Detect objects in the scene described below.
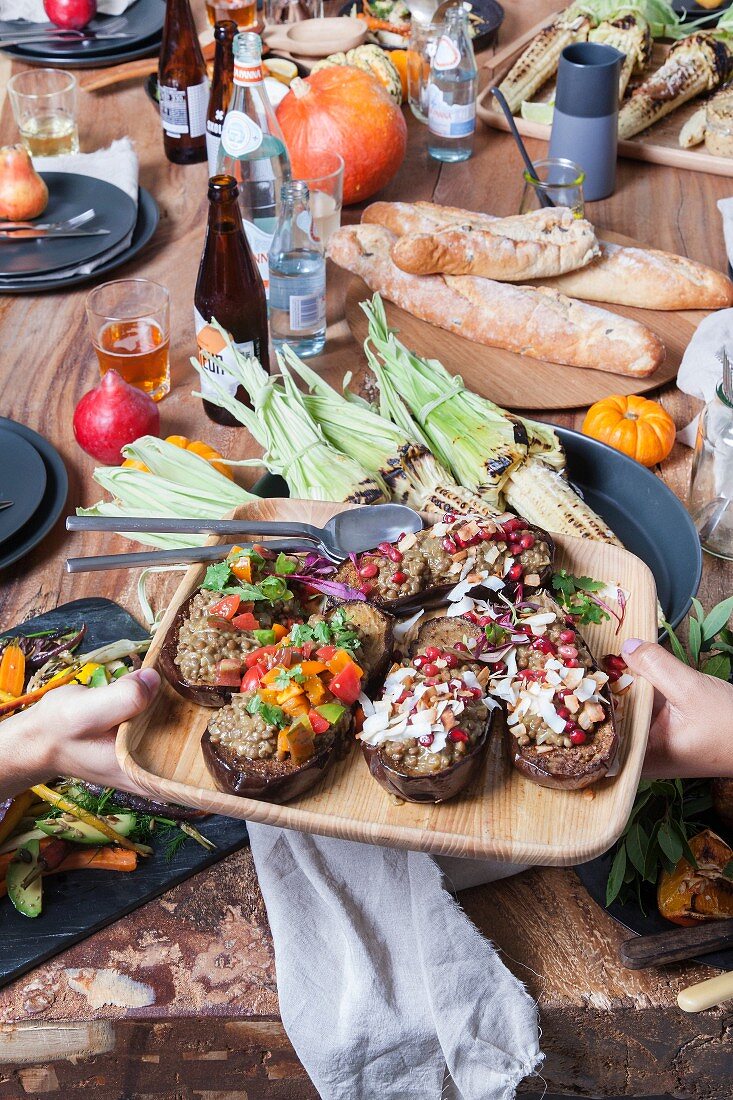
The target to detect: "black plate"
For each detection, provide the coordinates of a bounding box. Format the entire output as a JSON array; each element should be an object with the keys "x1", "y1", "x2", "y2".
[
  {"x1": 251, "y1": 424, "x2": 702, "y2": 631},
  {"x1": 0, "y1": 418, "x2": 68, "y2": 573},
  {"x1": 1, "y1": 0, "x2": 164, "y2": 63},
  {"x1": 0, "y1": 185, "x2": 158, "y2": 294},
  {"x1": 0, "y1": 428, "x2": 47, "y2": 545},
  {"x1": 0, "y1": 173, "x2": 137, "y2": 279},
  {"x1": 673, "y1": 0, "x2": 732, "y2": 19},
  {"x1": 339, "y1": 0, "x2": 504, "y2": 50},
  {"x1": 0, "y1": 597, "x2": 250, "y2": 991}
]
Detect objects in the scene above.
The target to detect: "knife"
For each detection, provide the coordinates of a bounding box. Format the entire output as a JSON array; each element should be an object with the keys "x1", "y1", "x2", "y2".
[
  {"x1": 619, "y1": 918, "x2": 733, "y2": 969},
  {"x1": 0, "y1": 228, "x2": 111, "y2": 241}
]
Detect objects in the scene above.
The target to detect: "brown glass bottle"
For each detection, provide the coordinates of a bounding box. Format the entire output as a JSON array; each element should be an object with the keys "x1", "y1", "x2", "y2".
[
  {"x1": 158, "y1": 0, "x2": 209, "y2": 165},
  {"x1": 206, "y1": 20, "x2": 237, "y2": 177},
  {"x1": 194, "y1": 175, "x2": 270, "y2": 426}
]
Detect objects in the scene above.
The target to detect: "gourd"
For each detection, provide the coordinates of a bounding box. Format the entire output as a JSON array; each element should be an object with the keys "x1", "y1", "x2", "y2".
[
  {"x1": 581, "y1": 394, "x2": 676, "y2": 467},
  {"x1": 389, "y1": 49, "x2": 409, "y2": 102},
  {"x1": 277, "y1": 68, "x2": 407, "y2": 205},
  {"x1": 311, "y1": 44, "x2": 403, "y2": 104}
]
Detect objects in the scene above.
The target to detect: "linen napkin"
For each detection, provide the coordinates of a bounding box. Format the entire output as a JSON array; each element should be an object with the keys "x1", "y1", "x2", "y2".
[
  {"x1": 247, "y1": 823, "x2": 542, "y2": 1100},
  {"x1": 0, "y1": 139, "x2": 139, "y2": 287},
  {"x1": 0, "y1": 0, "x2": 136, "y2": 20}
]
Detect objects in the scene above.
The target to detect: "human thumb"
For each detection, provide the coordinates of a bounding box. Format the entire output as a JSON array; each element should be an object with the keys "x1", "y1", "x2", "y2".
[{"x1": 621, "y1": 639, "x2": 701, "y2": 711}]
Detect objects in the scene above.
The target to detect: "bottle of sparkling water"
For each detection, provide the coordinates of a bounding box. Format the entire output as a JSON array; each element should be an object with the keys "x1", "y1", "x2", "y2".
[
  {"x1": 427, "y1": 6, "x2": 477, "y2": 163},
  {"x1": 268, "y1": 180, "x2": 326, "y2": 358},
  {"x1": 216, "y1": 31, "x2": 290, "y2": 295}
]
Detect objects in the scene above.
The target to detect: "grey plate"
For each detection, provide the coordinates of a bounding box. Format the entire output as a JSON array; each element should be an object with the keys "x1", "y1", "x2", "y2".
[
  {"x1": 0, "y1": 173, "x2": 137, "y2": 278},
  {"x1": 251, "y1": 424, "x2": 702, "y2": 631},
  {"x1": 0, "y1": 428, "x2": 47, "y2": 545},
  {"x1": 0, "y1": 418, "x2": 68, "y2": 572},
  {"x1": 0, "y1": 186, "x2": 158, "y2": 294},
  {"x1": 0, "y1": 0, "x2": 164, "y2": 61}
]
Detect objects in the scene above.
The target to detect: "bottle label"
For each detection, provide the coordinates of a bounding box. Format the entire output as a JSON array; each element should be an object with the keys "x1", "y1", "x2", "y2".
[
  {"x1": 194, "y1": 308, "x2": 255, "y2": 399},
  {"x1": 159, "y1": 80, "x2": 208, "y2": 137},
  {"x1": 428, "y1": 84, "x2": 476, "y2": 138},
  {"x1": 233, "y1": 61, "x2": 264, "y2": 86},
  {"x1": 205, "y1": 127, "x2": 221, "y2": 177},
  {"x1": 220, "y1": 109, "x2": 264, "y2": 158},
  {"x1": 243, "y1": 219, "x2": 274, "y2": 295},
  {"x1": 433, "y1": 34, "x2": 461, "y2": 71},
  {"x1": 269, "y1": 272, "x2": 326, "y2": 332}
]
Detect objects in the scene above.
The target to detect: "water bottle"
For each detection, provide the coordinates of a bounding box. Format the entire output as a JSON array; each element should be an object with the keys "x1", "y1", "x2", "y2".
[
  {"x1": 268, "y1": 180, "x2": 326, "y2": 358},
  {"x1": 427, "y1": 6, "x2": 477, "y2": 163},
  {"x1": 216, "y1": 31, "x2": 291, "y2": 295}
]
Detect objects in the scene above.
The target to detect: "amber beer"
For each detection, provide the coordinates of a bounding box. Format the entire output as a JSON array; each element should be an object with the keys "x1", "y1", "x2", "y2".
[
  {"x1": 158, "y1": 0, "x2": 209, "y2": 165},
  {"x1": 205, "y1": 0, "x2": 256, "y2": 29},
  {"x1": 206, "y1": 20, "x2": 237, "y2": 176},
  {"x1": 95, "y1": 321, "x2": 170, "y2": 398},
  {"x1": 194, "y1": 175, "x2": 270, "y2": 426}
]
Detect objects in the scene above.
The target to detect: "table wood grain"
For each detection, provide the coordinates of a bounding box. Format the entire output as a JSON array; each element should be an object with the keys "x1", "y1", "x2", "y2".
[{"x1": 0, "y1": 2, "x2": 731, "y2": 1096}]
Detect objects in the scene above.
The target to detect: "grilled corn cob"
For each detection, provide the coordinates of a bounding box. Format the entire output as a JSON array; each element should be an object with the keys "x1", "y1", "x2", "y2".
[
  {"x1": 589, "y1": 14, "x2": 652, "y2": 99},
  {"x1": 422, "y1": 484, "x2": 504, "y2": 520},
  {"x1": 679, "y1": 104, "x2": 707, "y2": 147},
  {"x1": 498, "y1": 12, "x2": 591, "y2": 115},
  {"x1": 503, "y1": 459, "x2": 621, "y2": 545},
  {"x1": 618, "y1": 33, "x2": 731, "y2": 140}
]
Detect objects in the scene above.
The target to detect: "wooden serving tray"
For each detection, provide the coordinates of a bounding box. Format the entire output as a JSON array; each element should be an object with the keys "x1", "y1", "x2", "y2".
[
  {"x1": 117, "y1": 497, "x2": 657, "y2": 866},
  {"x1": 477, "y1": 11, "x2": 733, "y2": 178},
  {"x1": 344, "y1": 229, "x2": 700, "y2": 412}
]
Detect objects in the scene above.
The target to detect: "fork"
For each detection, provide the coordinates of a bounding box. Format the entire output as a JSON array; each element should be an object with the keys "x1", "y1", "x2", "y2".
[
  {"x1": 0, "y1": 209, "x2": 97, "y2": 233},
  {"x1": 0, "y1": 20, "x2": 131, "y2": 46}
]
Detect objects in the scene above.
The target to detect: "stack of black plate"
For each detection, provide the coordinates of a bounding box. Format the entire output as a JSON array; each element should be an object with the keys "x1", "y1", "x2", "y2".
[
  {"x1": 0, "y1": 172, "x2": 159, "y2": 294},
  {"x1": 0, "y1": 0, "x2": 164, "y2": 68},
  {"x1": 0, "y1": 419, "x2": 68, "y2": 572}
]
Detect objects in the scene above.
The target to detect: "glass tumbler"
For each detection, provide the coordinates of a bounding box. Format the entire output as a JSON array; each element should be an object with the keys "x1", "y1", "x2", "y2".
[
  {"x1": 519, "y1": 157, "x2": 585, "y2": 217},
  {"x1": 265, "y1": 0, "x2": 323, "y2": 24},
  {"x1": 86, "y1": 279, "x2": 171, "y2": 402},
  {"x1": 7, "y1": 68, "x2": 79, "y2": 157},
  {"x1": 295, "y1": 152, "x2": 344, "y2": 247},
  {"x1": 408, "y1": 21, "x2": 441, "y2": 123},
  {"x1": 688, "y1": 381, "x2": 733, "y2": 561}
]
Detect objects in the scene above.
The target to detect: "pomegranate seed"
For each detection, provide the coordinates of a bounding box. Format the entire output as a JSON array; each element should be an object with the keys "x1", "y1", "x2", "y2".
[
  {"x1": 392, "y1": 570, "x2": 408, "y2": 584},
  {"x1": 444, "y1": 513, "x2": 456, "y2": 523},
  {"x1": 518, "y1": 668, "x2": 537, "y2": 680},
  {"x1": 503, "y1": 518, "x2": 523, "y2": 534},
  {"x1": 388, "y1": 547, "x2": 403, "y2": 563},
  {"x1": 532, "y1": 637, "x2": 555, "y2": 654},
  {"x1": 423, "y1": 677, "x2": 438, "y2": 686},
  {"x1": 469, "y1": 686, "x2": 483, "y2": 698},
  {"x1": 564, "y1": 719, "x2": 577, "y2": 733},
  {"x1": 422, "y1": 662, "x2": 440, "y2": 677},
  {"x1": 479, "y1": 528, "x2": 494, "y2": 540},
  {"x1": 442, "y1": 537, "x2": 457, "y2": 554},
  {"x1": 558, "y1": 629, "x2": 575, "y2": 644},
  {"x1": 555, "y1": 688, "x2": 570, "y2": 699},
  {"x1": 519, "y1": 533, "x2": 535, "y2": 550},
  {"x1": 425, "y1": 646, "x2": 441, "y2": 660},
  {"x1": 558, "y1": 644, "x2": 578, "y2": 660},
  {"x1": 419, "y1": 733, "x2": 434, "y2": 746},
  {"x1": 478, "y1": 615, "x2": 494, "y2": 627},
  {"x1": 449, "y1": 727, "x2": 470, "y2": 743},
  {"x1": 465, "y1": 611, "x2": 479, "y2": 624},
  {"x1": 377, "y1": 541, "x2": 392, "y2": 555},
  {"x1": 396, "y1": 690, "x2": 411, "y2": 704},
  {"x1": 603, "y1": 653, "x2": 627, "y2": 673},
  {"x1": 556, "y1": 705, "x2": 570, "y2": 720},
  {"x1": 443, "y1": 653, "x2": 458, "y2": 669},
  {"x1": 413, "y1": 655, "x2": 426, "y2": 669},
  {"x1": 508, "y1": 564, "x2": 523, "y2": 582},
  {"x1": 358, "y1": 562, "x2": 378, "y2": 579},
  {"x1": 565, "y1": 658, "x2": 580, "y2": 668},
  {"x1": 570, "y1": 729, "x2": 587, "y2": 746},
  {"x1": 453, "y1": 641, "x2": 469, "y2": 652},
  {"x1": 453, "y1": 534, "x2": 466, "y2": 549},
  {"x1": 360, "y1": 584, "x2": 373, "y2": 596},
  {"x1": 606, "y1": 668, "x2": 621, "y2": 683}
]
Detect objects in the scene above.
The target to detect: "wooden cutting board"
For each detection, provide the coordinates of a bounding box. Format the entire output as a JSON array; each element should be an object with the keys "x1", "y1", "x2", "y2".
[
  {"x1": 344, "y1": 228, "x2": 703, "y2": 412},
  {"x1": 117, "y1": 497, "x2": 657, "y2": 867}
]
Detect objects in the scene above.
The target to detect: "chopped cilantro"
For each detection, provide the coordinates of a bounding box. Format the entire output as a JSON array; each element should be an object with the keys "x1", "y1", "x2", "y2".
[
  {"x1": 287, "y1": 615, "x2": 360, "y2": 654},
  {"x1": 245, "y1": 694, "x2": 288, "y2": 729},
  {"x1": 290, "y1": 622, "x2": 314, "y2": 646},
  {"x1": 312, "y1": 620, "x2": 332, "y2": 645},
  {"x1": 551, "y1": 570, "x2": 610, "y2": 627},
  {"x1": 201, "y1": 560, "x2": 232, "y2": 592},
  {"x1": 274, "y1": 552, "x2": 298, "y2": 576},
  {"x1": 274, "y1": 665, "x2": 306, "y2": 690}
]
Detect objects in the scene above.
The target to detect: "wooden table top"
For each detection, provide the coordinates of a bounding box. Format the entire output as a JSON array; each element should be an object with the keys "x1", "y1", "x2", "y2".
[{"x1": 0, "y1": 2, "x2": 731, "y2": 1097}]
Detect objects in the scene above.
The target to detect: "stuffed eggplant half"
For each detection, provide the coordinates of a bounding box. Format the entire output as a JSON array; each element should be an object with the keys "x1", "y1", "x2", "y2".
[
  {"x1": 202, "y1": 603, "x2": 393, "y2": 803},
  {"x1": 159, "y1": 545, "x2": 308, "y2": 707},
  {"x1": 358, "y1": 618, "x2": 498, "y2": 803},
  {"x1": 484, "y1": 592, "x2": 618, "y2": 790},
  {"x1": 334, "y1": 511, "x2": 554, "y2": 615}
]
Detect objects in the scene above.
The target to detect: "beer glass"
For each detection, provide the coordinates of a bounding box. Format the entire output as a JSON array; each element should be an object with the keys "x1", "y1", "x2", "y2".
[{"x1": 86, "y1": 279, "x2": 171, "y2": 402}]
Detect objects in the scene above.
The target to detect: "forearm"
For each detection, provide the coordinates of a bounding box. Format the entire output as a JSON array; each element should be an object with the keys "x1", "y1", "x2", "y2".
[{"x1": 0, "y1": 710, "x2": 51, "y2": 800}]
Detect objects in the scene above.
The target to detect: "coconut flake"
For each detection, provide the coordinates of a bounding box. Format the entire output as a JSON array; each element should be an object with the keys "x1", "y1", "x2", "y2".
[{"x1": 358, "y1": 691, "x2": 376, "y2": 717}]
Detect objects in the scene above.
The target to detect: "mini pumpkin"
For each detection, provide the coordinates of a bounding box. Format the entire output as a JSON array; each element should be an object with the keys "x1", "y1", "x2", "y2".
[
  {"x1": 311, "y1": 44, "x2": 403, "y2": 104},
  {"x1": 582, "y1": 394, "x2": 676, "y2": 467}
]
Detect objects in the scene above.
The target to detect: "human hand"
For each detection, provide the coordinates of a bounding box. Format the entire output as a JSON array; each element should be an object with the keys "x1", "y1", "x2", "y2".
[
  {"x1": 0, "y1": 668, "x2": 160, "y2": 801},
  {"x1": 622, "y1": 639, "x2": 733, "y2": 779}
]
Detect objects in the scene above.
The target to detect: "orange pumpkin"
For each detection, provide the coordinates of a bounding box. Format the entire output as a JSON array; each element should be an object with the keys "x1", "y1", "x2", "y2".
[
  {"x1": 582, "y1": 394, "x2": 676, "y2": 467},
  {"x1": 276, "y1": 68, "x2": 407, "y2": 205}
]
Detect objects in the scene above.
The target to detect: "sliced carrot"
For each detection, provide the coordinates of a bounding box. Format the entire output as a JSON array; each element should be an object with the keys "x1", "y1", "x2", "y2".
[
  {"x1": 52, "y1": 847, "x2": 138, "y2": 873},
  {"x1": 0, "y1": 645, "x2": 25, "y2": 697}
]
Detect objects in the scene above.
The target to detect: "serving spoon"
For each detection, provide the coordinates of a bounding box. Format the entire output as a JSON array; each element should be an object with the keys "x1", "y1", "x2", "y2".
[{"x1": 66, "y1": 503, "x2": 423, "y2": 566}]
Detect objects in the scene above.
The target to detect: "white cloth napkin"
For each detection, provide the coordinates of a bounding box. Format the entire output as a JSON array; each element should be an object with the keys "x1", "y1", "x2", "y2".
[
  {"x1": 0, "y1": 0, "x2": 136, "y2": 20},
  {"x1": 0, "y1": 139, "x2": 139, "y2": 286},
  {"x1": 248, "y1": 823, "x2": 542, "y2": 1100}
]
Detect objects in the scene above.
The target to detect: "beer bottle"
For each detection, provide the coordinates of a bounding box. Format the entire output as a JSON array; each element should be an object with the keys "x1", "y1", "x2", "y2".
[
  {"x1": 206, "y1": 20, "x2": 237, "y2": 177},
  {"x1": 158, "y1": 0, "x2": 209, "y2": 165},
  {"x1": 194, "y1": 174, "x2": 270, "y2": 427}
]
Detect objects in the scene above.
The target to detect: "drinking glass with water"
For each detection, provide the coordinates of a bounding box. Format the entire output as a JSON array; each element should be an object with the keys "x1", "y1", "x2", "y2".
[{"x1": 268, "y1": 180, "x2": 326, "y2": 358}]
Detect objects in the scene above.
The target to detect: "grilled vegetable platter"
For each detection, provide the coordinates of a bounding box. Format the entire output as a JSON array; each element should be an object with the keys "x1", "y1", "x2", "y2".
[
  {"x1": 479, "y1": 1, "x2": 733, "y2": 173},
  {"x1": 338, "y1": 0, "x2": 504, "y2": 50},
  {"x1": 0, "y1": 599, "x2": 248, "y2": 932}
]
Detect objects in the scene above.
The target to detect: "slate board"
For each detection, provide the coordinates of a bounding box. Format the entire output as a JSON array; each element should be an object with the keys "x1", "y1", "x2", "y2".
[{"x1": 0, "y1": 598, "x2": 249, "y2": 991}]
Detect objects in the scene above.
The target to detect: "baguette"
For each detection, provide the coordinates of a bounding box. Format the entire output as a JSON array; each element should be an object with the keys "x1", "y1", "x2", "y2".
[
  {"x1": 364, "y1": 200, "x2": 733, "y2": 310},
  {"x1": 390, "y1": 206, "x2": 600, "y2": 281},
  {"x1": 327, "y1": 224, "x2": 664, "y2": 377}
]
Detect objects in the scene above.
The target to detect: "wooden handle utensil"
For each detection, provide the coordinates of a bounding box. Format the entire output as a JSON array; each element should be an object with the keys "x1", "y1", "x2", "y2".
[
  {"x1": 678, "y1": 970, "x2": 733, "y2": 1013},
  {"x1": 619, "y1": 918, "x2": 733, "y2": 970}
]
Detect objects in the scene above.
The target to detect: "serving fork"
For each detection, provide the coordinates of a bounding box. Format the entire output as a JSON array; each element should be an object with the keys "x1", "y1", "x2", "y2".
[{"x1": 0, "y1": 210, "x2": 98, "y2": 233}]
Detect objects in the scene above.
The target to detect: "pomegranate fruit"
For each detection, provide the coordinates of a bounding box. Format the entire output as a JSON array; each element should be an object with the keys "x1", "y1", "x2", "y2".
[
  {"x1": 73, "y1": 369, "x2": 160, "y2": 464},
  {"x1": 43, "y1": 0, "x2": 97, "y2": 29},
  {"x1": 0, "y1": 146, "x2": 48, "y2": 221}
]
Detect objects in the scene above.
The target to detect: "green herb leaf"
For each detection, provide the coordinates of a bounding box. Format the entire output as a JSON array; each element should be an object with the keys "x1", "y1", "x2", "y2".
[
  {"x1": 626, "y1": 821, "x2": 649, "y2": 876},
  {"x1": 274, "y1": 552, "x2": 298, "y2": 576},
  {"x1": 702, "y1": 596, "x2": 733, "y2": 643},
  {"x1": 658, "y1": 822, "x2": 684, "y2": 867},
  {"x1": 661, "y1": 620, "x2": 689, "y2": 665},
  {"x1": 245, "y1": 694, "x2": 288, "y2": 728},
  {"x1": 606, "y1": 845, "x2": 627, "y2": 907},
  {"x1": 274, "y1": 665, "x2": 306, "y2": 690},
  {"x1": 313, "y1": 621, "x2": 332, "y2": 644},
  {"x1": 688, "y1": 615, "x2": 703, "y2": 665},
  {"x1": 701, "y1": 653, "x2": 732, "y2": 681},
  {"x1": 551, "y1": 570, "x2": 611, "y2": 627},
  {"x1": 201, "y1": 561, "x2": 232, "y2": 592}
]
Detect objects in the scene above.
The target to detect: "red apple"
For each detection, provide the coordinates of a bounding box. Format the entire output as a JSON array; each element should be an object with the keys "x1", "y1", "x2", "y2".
[{"x1": 43, "y1": 0, "x2": 97, "y2": 30}]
